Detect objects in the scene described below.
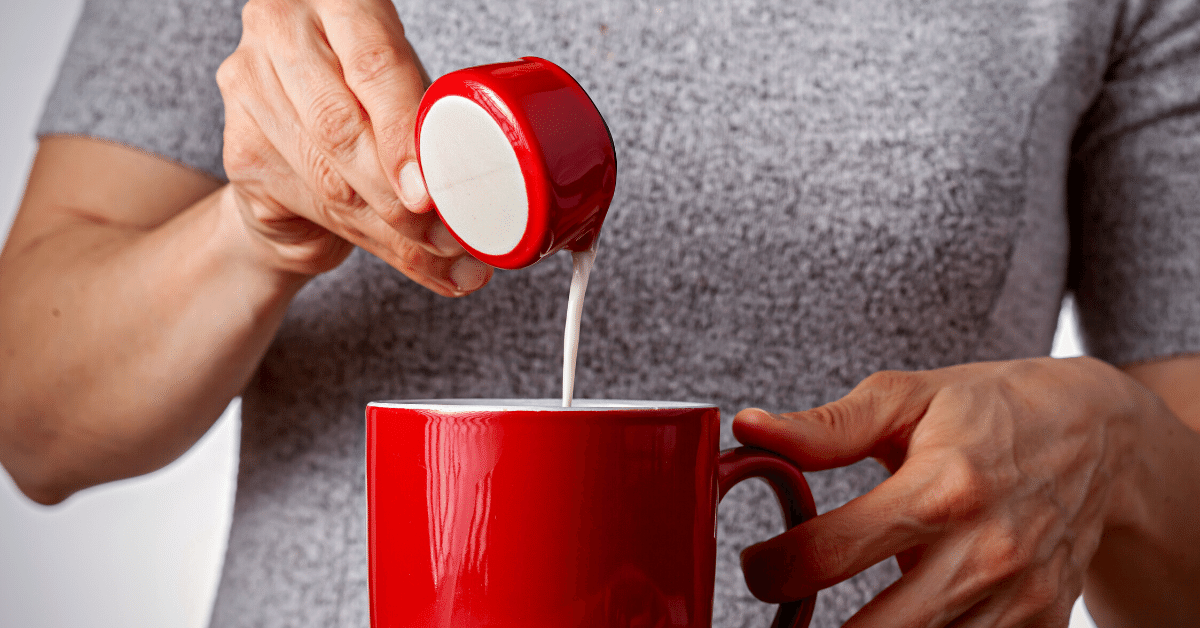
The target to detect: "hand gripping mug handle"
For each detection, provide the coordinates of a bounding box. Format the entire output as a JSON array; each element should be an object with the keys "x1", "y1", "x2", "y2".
[{"x1": 717, "y1": 446, "x2": 818, "y2": 628}]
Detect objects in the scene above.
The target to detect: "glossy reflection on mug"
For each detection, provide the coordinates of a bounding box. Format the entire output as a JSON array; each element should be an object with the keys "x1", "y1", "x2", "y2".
[
  {"x1": 366, "y1": 400, "x2": 816, "y2": 628},
  {"x1": 423, "y1": 413, "x2": 501, "y2": 621}
]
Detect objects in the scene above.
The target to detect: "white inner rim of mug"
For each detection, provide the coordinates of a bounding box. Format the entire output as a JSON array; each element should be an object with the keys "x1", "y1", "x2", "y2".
[
  {"x1": 419, "y1": 95, "x2": 529, "y2": 257},
  {"x1": 368, "y1": 399, "x2": 716, "y2": 411}
]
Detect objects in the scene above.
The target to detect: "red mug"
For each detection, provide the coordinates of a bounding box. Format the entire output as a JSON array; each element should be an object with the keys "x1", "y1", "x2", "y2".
[
  {"x1": 414, "y1": 58, "x2": 618, "y2": 269},
  {"x1": 365, "y1": 400, "x2": 817, "y2": 627}
]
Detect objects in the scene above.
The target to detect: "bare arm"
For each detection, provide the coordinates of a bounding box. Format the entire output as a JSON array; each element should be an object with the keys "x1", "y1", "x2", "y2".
[
  {"x1": 1, "y1": 0, "x2": 495, "y2": 505},
  {"x1": 1084, "y1": 355, "x2": 1200, "y2": 628},
  {"x1": 0, "y1": 137, "x2": 302, "y2": 505},
  {"x1": 1123, "y1": 356, "x2": 1200, "y2": 433}
]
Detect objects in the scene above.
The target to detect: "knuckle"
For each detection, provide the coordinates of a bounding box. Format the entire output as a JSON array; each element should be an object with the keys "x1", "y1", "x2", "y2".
[
  {"x1": 343, "y1": 225, "x2": 367, "y2": 241},
  {"x1": 345, "y1": 40, "x2": 403, "y2": 86},
  {"x1": 307, "y1": 152, "x2": 360, "y2": 209},
  {"x1": 309, "y1": 92, "x2": 367, "y2": 158},
  {"x1": 859, "y1": 369, "x2": 914, "y2": 392},
  {"x1": 920, "y1": 453, "x2": 989, "y2": 524},
  {"x1": 241, "y1": 0, "x2": 287, "y2": 33},
  {"x1": 214, "y1": 54, "x2": 239, "y2": 92},
  {"x1": 216, "y1": 51, "x2": 255, "y2": 98},
  {"x1": 859, "y1": 369, "x2": 924, "y2": 409},
  {"x1": 392, "y1": 240, "x2": 426, "y2": 274},
  {"x1": 399, "y1": 241, "x2": 425, "y2": 269},
  {"x1": 975, "y1": 523, "x2": 1026, "y2": 582},
  {"x1": 804, "y1": 403, "x2": 852, "y2": 437},
  {"x1": 373, "y1": 198, "x2": 411, "y2": 228},
  {"x1": 222, "y1": 136, "x2": 267, "y2": 178}
]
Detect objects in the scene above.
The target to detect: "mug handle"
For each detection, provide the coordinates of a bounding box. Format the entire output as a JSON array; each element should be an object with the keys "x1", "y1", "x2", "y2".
[{"x1": 717, "y1": 446, "x2": 818, "y2": 628}]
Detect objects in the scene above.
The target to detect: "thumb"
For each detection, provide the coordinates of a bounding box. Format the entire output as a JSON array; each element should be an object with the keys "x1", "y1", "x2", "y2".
[
  {"x1": 732, "y1": 371, "x2": 932, "y2": 471},
  {"x1": 398, "y1": 160, "x2": 432, "y2": 212}
]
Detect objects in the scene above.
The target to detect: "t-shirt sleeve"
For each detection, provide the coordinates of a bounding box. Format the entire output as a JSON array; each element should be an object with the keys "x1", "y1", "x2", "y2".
[
  {"x1": 1067, "y1": 0, "x2": 1200, "y2": 366},
  {"x1": 36, "y1": 0, "x2": 246, "y2": 181}
]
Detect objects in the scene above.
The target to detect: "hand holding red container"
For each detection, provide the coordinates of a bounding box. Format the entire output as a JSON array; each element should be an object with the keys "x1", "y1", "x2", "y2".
[{"x1": 414, "y1": 57, "x2": 618, "y2": 270}]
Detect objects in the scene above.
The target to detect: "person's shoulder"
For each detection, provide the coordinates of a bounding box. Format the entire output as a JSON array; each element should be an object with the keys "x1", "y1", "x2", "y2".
[{"x1": 37, "y1": 0, "x2": 246, "y2": 181}]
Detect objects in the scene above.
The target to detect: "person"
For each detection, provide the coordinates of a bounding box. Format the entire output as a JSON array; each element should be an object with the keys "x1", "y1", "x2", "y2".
[{"x1": 1, "y1": 0, "x2": 1198, "y2": 626}]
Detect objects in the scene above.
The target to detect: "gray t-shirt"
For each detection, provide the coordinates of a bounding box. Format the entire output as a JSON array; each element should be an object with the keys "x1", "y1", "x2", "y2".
[{"x1": 38, "y1": 0, "x2": 1200, "y2": 626}]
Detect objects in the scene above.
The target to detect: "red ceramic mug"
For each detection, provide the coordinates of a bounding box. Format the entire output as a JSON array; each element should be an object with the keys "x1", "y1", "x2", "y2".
[
  {"x1": 366, "y1": 400, "x2": 817, "y2": 627},
  {"x1": 414, "y1": 58, "x2": 618, "y2": 269}
]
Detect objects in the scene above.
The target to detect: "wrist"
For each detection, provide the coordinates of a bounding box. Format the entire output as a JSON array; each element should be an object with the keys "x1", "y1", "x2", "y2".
[
  {"x1": 1098, "y1": 361, "x2": 1153, "y2": 533},
  {"x1": 1083, "y1": 359, "x2": 1200, "y2": 626},
  {"x1": 215, "y1": 184, "x2": 333, "y2": 290}
]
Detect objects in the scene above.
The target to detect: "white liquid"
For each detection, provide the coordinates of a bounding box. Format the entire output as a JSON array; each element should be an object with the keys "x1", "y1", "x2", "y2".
[{"x1": 562, "y1": 248, "x2": 597, "y2": 407}]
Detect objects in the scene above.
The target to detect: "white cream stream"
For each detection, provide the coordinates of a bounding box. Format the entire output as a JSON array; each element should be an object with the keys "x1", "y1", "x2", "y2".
[{"x1": 561, "y1": 247, "x2": 597, "y2": 407}]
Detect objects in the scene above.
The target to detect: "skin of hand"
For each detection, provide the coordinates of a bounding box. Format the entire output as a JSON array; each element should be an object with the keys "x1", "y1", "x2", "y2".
[
  {"x1": 733, "y1": 355, "x2": 1200, "y2": 628},
  {"x1": 216, "y1": 0, "x2": 491, "y2": 294},
  {"x1": 0, "y1": 0, "x2": 494, "y2": 504}
]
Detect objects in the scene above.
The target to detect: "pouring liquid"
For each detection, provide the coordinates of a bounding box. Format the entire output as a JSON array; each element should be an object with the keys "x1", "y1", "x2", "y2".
[{"x1": 561, "y1": 247, "x2": 597, "y2": 407}]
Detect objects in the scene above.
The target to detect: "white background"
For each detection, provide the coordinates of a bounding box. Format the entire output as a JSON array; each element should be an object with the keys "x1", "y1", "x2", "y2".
[
  {"x1": 1, "y1": 3, "x2": 237, "y2": 626},
  {"x1": 0, "y1": 2, "x2": 1096, "y2": 627}
]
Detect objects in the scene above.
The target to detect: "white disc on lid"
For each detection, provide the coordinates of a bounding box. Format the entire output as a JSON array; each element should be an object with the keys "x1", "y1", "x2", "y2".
[{"x1": 418, "y1": 95, "x2": 530, "y2": 257}]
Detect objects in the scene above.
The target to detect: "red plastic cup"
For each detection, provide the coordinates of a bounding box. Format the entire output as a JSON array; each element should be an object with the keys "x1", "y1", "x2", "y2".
[
  {"x1": 366, "y1": 399, "x2": 818, "y2": 627},
  {"x1": 414, "y1": 57, "x2": 618, "y2": 269}
]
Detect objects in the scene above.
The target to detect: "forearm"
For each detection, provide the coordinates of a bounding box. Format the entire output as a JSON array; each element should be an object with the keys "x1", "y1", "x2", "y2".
[
  {"x1": 1085, "y1": 364, "x2": 1200, "y2": 628},
  {"x1": 0, "y1": 185, "x2": 308, "y2": 504}
]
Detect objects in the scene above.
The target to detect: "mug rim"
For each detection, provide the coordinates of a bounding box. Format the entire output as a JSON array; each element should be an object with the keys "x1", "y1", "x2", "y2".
[{"x1": 367, "y1": 399, "x2": 716, "y2": 412}]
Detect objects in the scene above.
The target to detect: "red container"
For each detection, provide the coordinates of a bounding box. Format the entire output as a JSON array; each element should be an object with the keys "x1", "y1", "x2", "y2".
[
  {"x1": 366, "y1": 400, "x2": 816, "y2": 627},
  {"x1": 414, "y1": 58, "x2": 617, "y2": 269}
]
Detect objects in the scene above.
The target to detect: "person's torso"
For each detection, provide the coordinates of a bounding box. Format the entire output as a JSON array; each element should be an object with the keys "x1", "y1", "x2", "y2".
[{"x1": 213, "y1": 1, "x2": 1113, "y2": 626}]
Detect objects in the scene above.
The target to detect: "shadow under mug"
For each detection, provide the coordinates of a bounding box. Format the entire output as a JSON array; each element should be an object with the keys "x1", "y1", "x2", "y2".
[{"x1": 366, "y1": 400, "x2": 817, "y2": 627}]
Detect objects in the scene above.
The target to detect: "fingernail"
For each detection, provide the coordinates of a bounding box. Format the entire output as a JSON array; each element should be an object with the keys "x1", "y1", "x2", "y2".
[
  {"x1": 398, "y1": 161, "x2": 428, "y2": 208},
  {"x1": 738, "y1": 408, "x2": 779, "y2": 425},
  {"x1": 450, "y1": 257, "x2": 490, "y2": 292},
  {"x1": 427, "y1": 222, "x2": 464, "y2": 256}
]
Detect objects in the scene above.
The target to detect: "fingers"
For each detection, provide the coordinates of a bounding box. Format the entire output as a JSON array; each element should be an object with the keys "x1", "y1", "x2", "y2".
[
  {"x1": 747, "y1": 511, "x2": 1072, "y2": 628},
  {"x1": 224, "y1": 98, "x2": 488, "y2": 294},
  {"x1": 221, "y1": 98, "x2": 356, "y2": 275},
  {"x1": 741, "y1": 450, "x2": 1079, "y2": 626},
  {"x1": 364, "y1": 213, "x2": 492, "y2": 295},
  {"x1": 735, "y1": 362, "x2": 1098, "y2": 627},
  {"x1": 840, "y1": 533, "x2": 1075, "y2": 628},
  {"x1": 317, "y1": 0, "x2": 432, "y2": 210},
  {"x1": 251, "y1": 2, "x2": 435, "y2": 243},
  {"x1": 734, "y1": 371, "x2": 943, "y2": 602},
  {"x1": 744, "y1": 496, "x2": 1076, "y2": 628},
  {"x1": 841, "y1": 537, "x2": 988, "y2": 628},
  {"x1": 398, "y1": 159, "x2": 432, "y2": 211},
  {"x1": 740, "y1": 458, "x2": 946, "y2": 602},
  {"x1": 223, "y1": 0, "x2": 491, "y2": 292},
  {"x1": 733, "y1": 370, "x2": 936, "y2": 472}
]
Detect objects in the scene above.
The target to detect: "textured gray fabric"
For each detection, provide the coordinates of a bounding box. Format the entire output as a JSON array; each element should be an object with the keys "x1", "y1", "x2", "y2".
[
  {"x1": 1068, "y1": 0, "x2": 1200, "y2": 365},
  {"x1": 35, "y1": 0, "x2": 1200, "y2": 627},
  {"x1": 37, "y1": 0, "x2": 241, "y2": 179}
]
